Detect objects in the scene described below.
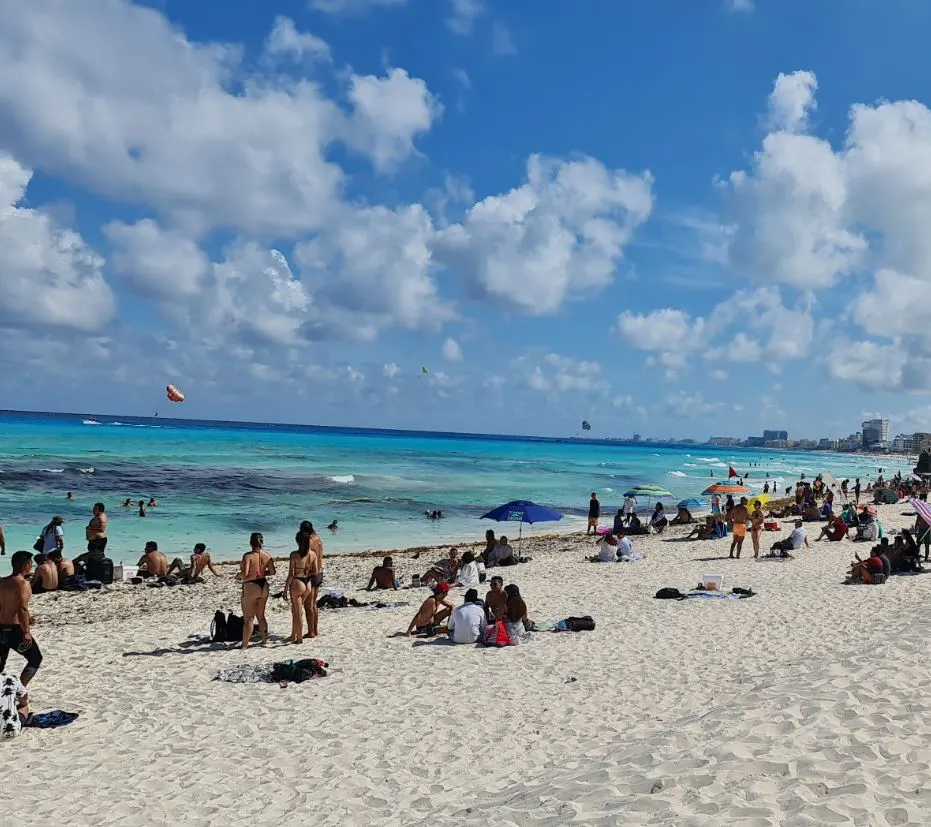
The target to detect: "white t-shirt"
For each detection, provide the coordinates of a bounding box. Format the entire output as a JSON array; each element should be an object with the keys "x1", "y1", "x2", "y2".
[
  {"x1": 42, "y1": 524, "x2": 63, "y2": 553},
  {"x1": 448, "y1": 603, "x2": 486, "y2": 644},
  {"x1": 1, "y1": 673, "x2": 27, "y2": 738},
  {"x1": 493, "y1": 543, "x2": 514, "y2": 565},
  {"x1": 617, "y1": 536, "x2": 633, "y2": 557},
  {"x1": 596, "y1": 539, "x2": 618, "y2": 562},
  {"x1": 623, "y1": 497, "x2": 635, "y2": 515},
  {"x1": 789, "y1": 527, "x2": 808, "y2": 549},
  {"x1": 457, "y1": 561, "x2": 480, "y2": 588}
]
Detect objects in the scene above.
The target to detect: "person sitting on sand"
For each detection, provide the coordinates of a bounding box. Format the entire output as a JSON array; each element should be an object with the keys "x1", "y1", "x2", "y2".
[
  {"x1": 405, "y1": 583, "x2": 454, "y2": 636},
  {"x1": 137, "y1": 541, "x2": 168, "y2": 578},
  {"x1": 649, "y1": 503, "x2": 669, "y2": 533},
  {"x1": 816, "y1": 515, "x2": 849, "y2": 542},
  {"x1": 612, "y1": 509, "x2": 626, "y2": 535},
  {"x1": 482, "y1": 530, "x2": 497, "y2": 566},
  {"x1": 504, "y1": 584, "x2": 529, "y2": 644},
  {"x1": 771, "y1": 520, "x2": 810, "y2": 554},
  {"x1": 240, "y1": 532, "x2": 276, "y2": 649},
  {"x1": 590, "y1": 533, "x2": 619, "y2": 562},
  {"x1": 484, "y1": 576, "x2": 507, "y2": 621},
  {"x1": 420, "y1": 548, "x2": 460, "y2": 585},
  {"x1": 167, "y1": 543, "x2": 220, "y2": 582},
  {"x1": 366, "y1": 557, "x2": 399, "y2": 591},
  {"x1": 625, "y1": 514, "x2": 645, "y2": 535},
  {"x1": 447, "y1": 588, "x2": 486, "y2": 644},
  {"x1": 29, "y1": 554, "x2": 59, "y2": 594},
  {"x1": 855, "y1": 513, "x2": 879, "y2": 542},
  {"x1": 489, "y1": 537, "x2": 516, "y2": 567},
  {"x1": 48, "y1": 549, "x2": 74, "y2": 581},
  {"x1": 685, "y1": 516, "x2": 715, "y2": 541},
  {"x1": 455, "y1": 551, "x2": 481, "y2": 588},
  {"x1": 669, "y1": 507, "x2": 694, "y2": 526}
]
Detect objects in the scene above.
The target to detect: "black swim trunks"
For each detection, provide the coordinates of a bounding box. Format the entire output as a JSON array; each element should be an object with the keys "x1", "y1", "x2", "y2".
[
  {"x1": 0, "y1": 624, "x2": 43, "y2": 680},
  {"x1": 310, "y1": 573, "x2": 324, "y2": 588}
]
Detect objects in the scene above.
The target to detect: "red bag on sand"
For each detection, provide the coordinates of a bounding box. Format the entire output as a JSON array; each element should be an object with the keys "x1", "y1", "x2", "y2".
[
  {"x1": 482, "y1": 620, "x2": 510, "y2": 647},
  {"x1": 764, "y1": 520, "x2": 780, "y2": 531}
]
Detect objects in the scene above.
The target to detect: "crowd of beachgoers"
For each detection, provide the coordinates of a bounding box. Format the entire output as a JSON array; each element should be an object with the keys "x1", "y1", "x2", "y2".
[{"x1": 5, "y1": 464, "x2": 931, "y2": 824}]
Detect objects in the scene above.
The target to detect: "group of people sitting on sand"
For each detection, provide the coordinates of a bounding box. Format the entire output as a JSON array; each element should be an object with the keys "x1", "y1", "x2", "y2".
[
  {"x1": 404, "y1": 576, "x2": 530, "y2": 645},
  {"x1": 846, "y1": 530, "x2": 926, "y2": 584}
]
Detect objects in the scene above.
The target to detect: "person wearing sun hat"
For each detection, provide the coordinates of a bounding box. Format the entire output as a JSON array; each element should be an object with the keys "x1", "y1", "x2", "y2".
[{"x1": 405, "y1": 582, "x2": 455, "y2": 637}]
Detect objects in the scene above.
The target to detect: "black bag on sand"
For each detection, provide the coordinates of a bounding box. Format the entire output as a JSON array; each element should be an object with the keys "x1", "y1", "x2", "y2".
[
  {"x1": 211, "y1": 611, "x2": 227, "y2": 642},
  {"x1": 271, "y1": 659, "x2": 329, "y2": 683},
  {"x1": 563, "y1": 616, "x2": 596, "y2": 632},
  {"x1": 220, "y1": 612, "x2": 259, "y2": 642},
  {"x1": 655, "y1": 587, "x2": 684, "y2": 600}
]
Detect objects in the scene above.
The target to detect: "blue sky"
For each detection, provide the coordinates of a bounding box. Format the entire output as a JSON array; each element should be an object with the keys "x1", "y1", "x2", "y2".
[{"x1": 1, "y1": 0, "x2": 930, "y2": 440}]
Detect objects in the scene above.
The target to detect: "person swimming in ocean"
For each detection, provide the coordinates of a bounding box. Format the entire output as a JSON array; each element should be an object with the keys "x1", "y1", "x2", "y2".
[
  {"x1": 147, "y1": 497, "x2": 158, "y2": 508},
  {"x1": 138, "y1": 500, "x2": 146, "y2": 517},
  {"x1": 327, "y1": 520, "x2": 338, "y2": 532}
]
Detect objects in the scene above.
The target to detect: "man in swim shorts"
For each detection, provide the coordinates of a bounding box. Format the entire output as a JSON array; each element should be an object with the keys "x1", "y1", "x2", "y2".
[
  {"x1": 587, "y1": 492, "x2": 600, "y2": 535},
  {"x1": 167, "y1": 543, "x2": 220, "y2": 582},
  {"x1": 74, "y1": 502, "x2": 108, "y2": 574},
  {"x1": 728, "y1": 497, "x2": 750, "y2": 559},
  {"x1": 0, "y1": 551, "x2": 43, "y2": 686},
  {"x1": 405, "y1": 583, "x2": 454, "y2": 636}
]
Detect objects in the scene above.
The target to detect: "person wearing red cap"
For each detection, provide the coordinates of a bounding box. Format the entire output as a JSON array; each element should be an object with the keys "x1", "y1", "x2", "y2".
[{"x1": 405, "y1": 583, "x2": 454, "y2": 636}]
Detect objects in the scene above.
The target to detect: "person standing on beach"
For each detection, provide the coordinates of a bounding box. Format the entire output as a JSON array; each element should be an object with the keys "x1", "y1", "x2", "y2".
[
  {"x1": 284, "y1": 531, "x2": 319, "y2": 644},
  {"x1": 587, "y1": 492, "x2": 600, "y2": 535},
  {"x1": 854, "y1": 478, "x2": 862, "y2": 504},
  {"x1": 622, "y1": 494, "x2": 636, "y2": 526},
  {"x1": 40, "y1": 516, "x2": 65, "y2": 554},
  {"x1": 750, "y1": 500, "x2": 765, "y2": 559},
  {"x1": 0, "y1": 552, "x2": 43, "y2": 687},
  {"x1": 728, "y1": 497, "x2": 750, "y2": 559},
  {"x1": 74, "y1": 503, "x2": 108, "y2": 574},
  {"x1": 296, "y1": 521, "x2": 324, "y2": 639},
  {"x1": 240, "y1": 533, "x2": 275, "y2": 649}
]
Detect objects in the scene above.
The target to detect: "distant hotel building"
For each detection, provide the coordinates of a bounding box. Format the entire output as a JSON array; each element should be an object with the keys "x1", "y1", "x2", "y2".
[{"x1": 861, "y1": 419, "x2": 890, "y2": 449}]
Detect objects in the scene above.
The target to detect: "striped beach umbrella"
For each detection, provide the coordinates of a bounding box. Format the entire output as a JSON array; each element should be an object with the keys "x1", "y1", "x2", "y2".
[
  {"x1": 702, "y1": 480, "x2": 751, "y2": 495},
  {"x1": 624, "y1": 484, "x2": 673, "y2": 498}
]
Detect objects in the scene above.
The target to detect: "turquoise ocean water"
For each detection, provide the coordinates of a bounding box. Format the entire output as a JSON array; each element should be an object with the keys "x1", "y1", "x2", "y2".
[{"x1": 0, "y1": 411, "x2": 913, "y2": 563}]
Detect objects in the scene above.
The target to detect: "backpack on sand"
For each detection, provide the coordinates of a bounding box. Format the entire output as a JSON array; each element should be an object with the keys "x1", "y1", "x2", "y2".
[
  {"x1": 561, "y1": 616, "x2": 596, "y2": 632},
  {"x1": 654, "y1": 588, "x2": 684, "y2": 600},
  {"x1": 481, "y1": 620, "x2": 511, "y2": 647},
  {"x1": 211, "y1": 611, "x2": 228, "y2": 642}
]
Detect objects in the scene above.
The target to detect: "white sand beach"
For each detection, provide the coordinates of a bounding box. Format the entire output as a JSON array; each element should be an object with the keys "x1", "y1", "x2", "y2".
[{"x1": 8, "y1": 503, "x2": 931, "y2": 826}]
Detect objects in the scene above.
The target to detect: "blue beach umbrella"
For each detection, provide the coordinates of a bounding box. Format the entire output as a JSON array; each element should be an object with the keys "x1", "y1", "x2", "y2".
[
  {"x1": 481, "y1": 500, "x2": 563, "y2": 542},
  {"x1": 677, "y1": 497, "x2": 706, "y2": 511}
]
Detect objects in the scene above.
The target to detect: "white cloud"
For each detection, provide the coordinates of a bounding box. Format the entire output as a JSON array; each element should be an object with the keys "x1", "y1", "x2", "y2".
[
  {"x1": 660, "y1": 391, "x2": 724, "y2": 419},
  {"x1": 511, "y1": 352, "x2": 610, "y2": 396},
  {"x1": 448, "y1": 0, "x2": 484, "y2": 35},
  {"x1": 0, "y1": 154, "x2": 114, "y2": 332},
  {"x1": 345, "y1": 366, "x2": 365, "y2": 383},
  {"x1": 452, "y1": 68, "x2": 471, "y2": 91},
  {"x1": 442, "y1": 337, "x2": 463, "y2": 362},
  {"x1": 345, "y1": 68, "x2": 442, "y2": 173},
  {"x1": 766, "y1": 71, "x2": 817, "y2": 133},
  {"x1": 491, "y1": 21, "x2": 517, "y2": 55},
  {"x1": 437, "y1": 154, "x2": 653, "y2": 314},
  {"x1": 725, "y1": 0, "x2": 754, "y2": 11},
  {"x1": 617, "y1": 308, "x2": 705, "y2": 356},
  {"x1": 295, "y1": 203, "x2": 453, "y2": 339},
  {"x1": 265, "y1": 16, "x2": 331, "y2": 63},
  {"x1": 104, "y1": 218, "x2": 208, "y2": 299},
  {"x1": 0, "y1": 1, "x2": 439, "y2": 237},
  {"x1": 710, "y1": 369, "x2": 729, "y2": 381}
]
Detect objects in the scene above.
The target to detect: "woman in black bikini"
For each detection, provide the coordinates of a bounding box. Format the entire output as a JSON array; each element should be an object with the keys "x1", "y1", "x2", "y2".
[
  {"x1": 240, "y1": 532, "x2": 275, "y2": 650},
  {"x1": 295, "y1": 521, "x2": 324, "y2": 639},
  {"x1": 285, "y1": 531, "x2": 318, "y2": 644}
]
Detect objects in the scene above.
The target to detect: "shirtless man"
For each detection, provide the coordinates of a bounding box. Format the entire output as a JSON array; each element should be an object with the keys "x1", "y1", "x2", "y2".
[
  {"x1": 750, "y1": 500, "x2": 765, "y2": 559},
  {"x1": 728, "y1": 497, "x2": 750, "y2": 559},
  {"x1": 366, "y1": 557, "x2": 398, "y2": 590},
  {"x1": 74, "y1": 502, "x2": 108, "y2": 573},
  {"x1": 30, "y1": 554, "x2": 59, "y2": 594},
  {"x1": 405, "y1": 583, "x2": 454, "y2": 636},
  {"x1": 167, "y1": 543, "x2": 220, "y2": 581},
  {"x1": 0, "y1": 551, "x2": 43, "y2": 686},
  {"x1": 137, "y1": 541, "x2": 169, "y2": 578},
  {"x1": 483, "y1": 576, "x2": 507, "y2": 621},
  {"x1": 48, "y1": 549, "x2": 75, "y2": 580}
]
